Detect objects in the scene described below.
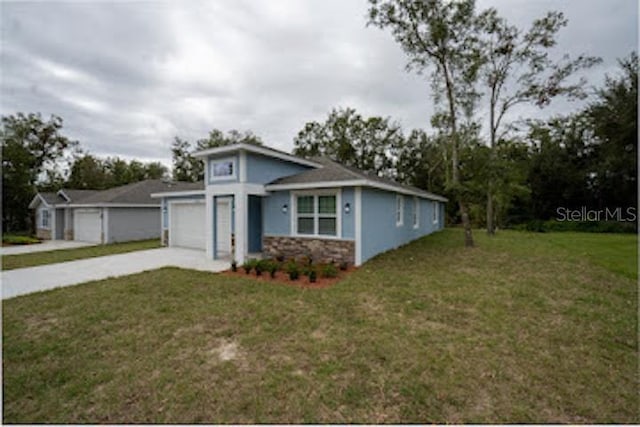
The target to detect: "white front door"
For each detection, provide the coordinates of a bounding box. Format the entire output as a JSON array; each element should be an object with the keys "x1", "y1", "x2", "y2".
[
  {"x1": 216, "y1": 198, "x2": 232, "y2": 256},
  {"x1": 74, "y1": 208, "x2": 102, "y2": 243},
  {"x1": 170, "y1": 202, "x2": 206, "y2": 250}
]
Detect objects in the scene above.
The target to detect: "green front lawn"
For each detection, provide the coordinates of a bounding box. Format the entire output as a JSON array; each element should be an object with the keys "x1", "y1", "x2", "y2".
[
  {"x1": 3, "y1": 229, "x2": 637, "y2": 423},
  {"x1": 1, "y1": 239, "x2": 161, "y2": 270}
]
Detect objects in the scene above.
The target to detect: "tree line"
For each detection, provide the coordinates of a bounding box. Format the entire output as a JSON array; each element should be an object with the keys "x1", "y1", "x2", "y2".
[{"x1": 1, "y1": 113, "x2": 168, "y2": 232}]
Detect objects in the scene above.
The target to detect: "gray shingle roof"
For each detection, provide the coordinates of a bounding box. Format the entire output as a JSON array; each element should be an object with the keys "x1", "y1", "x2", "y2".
[
  {"x1": 73, "y1": 180, "x2": 203, "y2": 205},
  {"x1": 58, "y1": 189, "x2": 100, "y2": 203},
  {"x1": 268, "y1": 157, "x2": 448, "y2": 202},
  {"x1": 38, "y1": 192, "x2": 66, "y2": 205}
]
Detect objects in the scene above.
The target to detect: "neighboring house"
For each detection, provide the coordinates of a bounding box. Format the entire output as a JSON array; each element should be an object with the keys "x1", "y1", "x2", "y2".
[
  {"x1": 151, "y1": 143, "x2": 446, "y2": 266},
  {"x1": 29, "y1": 179, "x2": 198, "y2": 244}
]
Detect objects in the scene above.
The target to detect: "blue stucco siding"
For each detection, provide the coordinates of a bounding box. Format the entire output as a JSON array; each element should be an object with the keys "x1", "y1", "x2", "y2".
[
  {"x1": 246, "y1": 152, "x2": 312, "y2": 185},
  {"x1": 207, "y1": 153, "x2": 239, "y2": 184},
  {"x1": 341, "y1": 187, "x2": 355, "y2": 239},
  {"x1": 360, "y1": 188, "x2": 443, "y2": 263},
  {"x1": 161, "y1": 194, "x2": 205, "y2": 229},
  {"x1": 263, "y1": 190, "x2": 290, "y2": 236}
]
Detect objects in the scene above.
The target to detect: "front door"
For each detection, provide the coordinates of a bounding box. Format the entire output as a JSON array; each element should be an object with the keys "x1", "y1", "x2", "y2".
[{"x1": 216, "y1": 198, "x2": 232, "y2": 257}]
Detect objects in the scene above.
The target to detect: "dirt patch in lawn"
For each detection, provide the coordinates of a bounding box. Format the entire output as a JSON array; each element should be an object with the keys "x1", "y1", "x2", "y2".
[{"x1": 222, "y1": 266, "x2": 357, "y2": 289}]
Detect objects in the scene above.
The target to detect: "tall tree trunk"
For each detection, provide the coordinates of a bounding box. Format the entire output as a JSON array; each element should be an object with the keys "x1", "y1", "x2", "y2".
[
  {"x1": 487, "y1": 97, "x2": 497, "y2": 236},
  {"x1": 443, "y1": 63, "x2": 474, "y2": 248},
  {"x1": 486, "y1": 191, "x2": 495, "y2": 235}
]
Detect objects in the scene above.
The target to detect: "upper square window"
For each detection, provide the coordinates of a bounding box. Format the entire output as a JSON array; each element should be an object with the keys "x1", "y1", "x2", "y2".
[{"x1": 210, "y1": 157, "x2": 236, "y2": 181}]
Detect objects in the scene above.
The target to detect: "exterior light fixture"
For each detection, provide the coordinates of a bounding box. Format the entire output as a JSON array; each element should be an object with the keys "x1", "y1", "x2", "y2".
[
  {"x1": 344, "y1": 202, "x2": 351, "y2": 214},
  {"x1": 282, "y1": 204, "x2": 288, "y2": 214}
]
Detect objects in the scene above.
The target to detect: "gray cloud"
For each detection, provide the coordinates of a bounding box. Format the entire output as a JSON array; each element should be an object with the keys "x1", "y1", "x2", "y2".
[{"x1": 1, "y1": 0, "x2": 637, "y2": 169}]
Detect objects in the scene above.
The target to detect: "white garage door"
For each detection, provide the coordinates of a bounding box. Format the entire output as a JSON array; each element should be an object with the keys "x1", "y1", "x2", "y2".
[
  {"x1": 74, "y1": 209, "x2": 102, "y2": 243},
  {"x1": 170, "y1": 202, "x2": 206, "y2": 250}
]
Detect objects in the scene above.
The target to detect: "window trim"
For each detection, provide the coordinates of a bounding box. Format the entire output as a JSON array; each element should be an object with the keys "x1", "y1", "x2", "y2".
[
  {"x1": 40, "y1": 208, "x2": 50, "y2": 229},
  {"x1": 433, "y1": 202, "x2": 439, "y2": 224},
  {"x1": 413, "y1": 197, "x2": 420, "y2": 229},
  {"x1": 291, "y1": 189, "x2": 342, "y2": 239},
  {"x1": 396, "y1": 195, "x2": 404, "y2": 227},
  {"x1": 209, "y1": 156, "x2": 237, "y2": 181}
]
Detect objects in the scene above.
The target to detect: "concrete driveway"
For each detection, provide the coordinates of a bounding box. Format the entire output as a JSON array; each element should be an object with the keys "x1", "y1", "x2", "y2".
[
  {"x1": 1, "y1": 240, "x2": 96, "y2": 255},
  {"x1": 1, "y1": 247, "x2": 229, "y2": 299}
]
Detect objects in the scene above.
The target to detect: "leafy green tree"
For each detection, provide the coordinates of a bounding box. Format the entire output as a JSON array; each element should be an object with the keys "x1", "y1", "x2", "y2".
[
  {"x1": 144, "y1": 162, "x2": 168, "y2": 180},
  {"x1": 368, "y1": 0, "x2": 482, "y2": 247},
  {"x1": 172, "y1": 130, "x2": 263, "y2": 182},
  {"x1": 588, "y1": 52, "x2": 637, "y2": 210},
  {"x1": 1, "y1": 113, "x2": 77, "y2": 232},
  {"x1": 293, "y1": 107, "x2": 402, "y2": 177},
  {"x1": 476, "y1": 8, "x2": 601, "y2": 234},
  {"x1": 68, "y1": 154, "x2": 109, "y2": 190}
]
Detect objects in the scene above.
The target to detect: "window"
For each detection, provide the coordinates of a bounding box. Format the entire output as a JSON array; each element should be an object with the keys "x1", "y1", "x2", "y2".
[
  {"x1": 295, "y1": 193, "x2": 338, "y2": 237},
  {"x1": 41, "y1": 209, "x2": 50, "y2": 229},
  {"x1": 210, "y1": 157, "x2": 236, "y2": 181},
  {"x1": 396, "y1": 195, "x2": 404, "y2": 227},
  {"x1": 413, "y1": 197, "x2": 419, "y2": 229},
  {"x1": 433, "y1": 202, "x2": 439, "y2": 224}
]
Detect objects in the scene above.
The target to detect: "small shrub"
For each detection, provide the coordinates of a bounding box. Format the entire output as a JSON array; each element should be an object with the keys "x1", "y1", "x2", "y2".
[
  {"x1": 308, "y1": 269, "x2": 317, "y2": 283},
  {"x1": 3, "y1": 235, "x2": 40, "y2": 245},
  {"x1": 286, "y1": 261, "x2": 300, "y2": 281},
  {"x1": 321, "y1": 264, "x2": 339, "y2": 278},
  {"x1": 268, "y1": 262, "x2": 278, "y2": 278},
  {"x1": 255, "y1": 262, "x2": 263, "y2": 276},
  {"x1": 231, "y1": 260, "x2": 237, "y2": 272},
  {"x1": 242, "y1": 262, "x2": 252, "y2": 274},
  {"x1": 339, "y1": 261, "x2": 349, "y2": 271},
  {"x1": 275, "y1": 253, "x2": 285, "y2": 262}
]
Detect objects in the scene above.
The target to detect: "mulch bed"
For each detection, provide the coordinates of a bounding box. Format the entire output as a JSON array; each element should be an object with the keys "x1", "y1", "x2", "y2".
[{"x1": 222, "y1": 266, "x2": 357, "y2": 289}]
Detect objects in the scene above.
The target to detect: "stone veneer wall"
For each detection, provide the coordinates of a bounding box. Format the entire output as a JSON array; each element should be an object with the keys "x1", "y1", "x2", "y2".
[
  {"x1": 36, "y1": 228, "x2": 51, "y2": 240},
  {"x1": 263, "y1": 235, "x2": 355, "y2": 265},
  {"x1": 162, "y1": 229, "x2": 169, "y2": 246},
  {"x1": 64, "y1": 229, "x2": 74, "y2": 240}
]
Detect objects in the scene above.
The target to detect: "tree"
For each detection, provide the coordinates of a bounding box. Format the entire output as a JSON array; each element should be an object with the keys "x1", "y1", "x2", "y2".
[
  {"x1": 144, "y1": 162, "x2": 168, "y2": 180},
  {"x1": 368, "y1": 0, "x2": 482, "y2": 247},
  {"x1": 293, "y1": 107, "x2": 402, "y2": 177},
  {"x1": 172, "y1": 129, "x2": 263, "y2": 182},
  {"x1": 1, "y1": 113, "x2": 77, "y2": 232},
  {"x1": 588, "y1": 52, "x2": 637, "y2": 211},
  {"x1": 68, "y1": 154, "x2": 109, "y2": 190},
  {"x1": 476, "y1": 8, "x2": 601, "y2": 234}
]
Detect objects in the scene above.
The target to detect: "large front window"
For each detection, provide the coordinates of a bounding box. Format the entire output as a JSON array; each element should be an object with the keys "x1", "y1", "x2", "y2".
[
  {"x1": 41, "y1": 209, "x2": 50, "y2": 228},
  {"x1": 295, "y1": 193, "x2": 338, "y2": 237}
]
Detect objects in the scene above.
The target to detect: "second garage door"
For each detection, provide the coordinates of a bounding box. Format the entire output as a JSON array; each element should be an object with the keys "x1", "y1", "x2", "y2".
[
  {"x1": 170, "y1": 202, "x2": 206, "y2": 250},
  {"x1": 74, "y1": 208, "x2": 102, "y2": 243}
]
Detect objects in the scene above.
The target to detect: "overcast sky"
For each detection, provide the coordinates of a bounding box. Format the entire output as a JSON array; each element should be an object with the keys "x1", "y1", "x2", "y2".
[{"x1": 1, "y1": 0, "x2": 637, "y2": 168}]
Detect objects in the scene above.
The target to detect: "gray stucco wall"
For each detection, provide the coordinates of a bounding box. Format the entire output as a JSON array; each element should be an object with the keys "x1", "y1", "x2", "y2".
[{"x1": 107, "y1": 207, "x2": 161, "y2": 243}]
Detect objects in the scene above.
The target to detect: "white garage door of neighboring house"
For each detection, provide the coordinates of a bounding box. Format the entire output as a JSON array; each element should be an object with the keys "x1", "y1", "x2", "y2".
[
  {"x1": 170, "y1": 202, "x2": 206, "y2": 250},
  {"x1": 74, "y1": 209, "x2": 102, "y2": 243}
]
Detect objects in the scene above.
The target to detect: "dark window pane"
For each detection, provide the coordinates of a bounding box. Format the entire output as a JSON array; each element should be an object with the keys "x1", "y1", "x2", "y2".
[
  {"x1": 297, "y1": 196, "x2": 314, "y2": 214},
  {"x1": 318, "y1": 217, "x2": 336, "y2": 235},
  {"x1": 297, "y1": 217, "x2": 314, "y2": 234},
  {"x1": 318, "y1": 195, "x2": 336, "y2": 214}
]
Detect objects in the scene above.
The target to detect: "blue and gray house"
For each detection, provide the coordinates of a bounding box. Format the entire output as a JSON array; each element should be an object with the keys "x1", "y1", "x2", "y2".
[{"x1": 151, "y1": 143, "x2": 446, "y2": 266}]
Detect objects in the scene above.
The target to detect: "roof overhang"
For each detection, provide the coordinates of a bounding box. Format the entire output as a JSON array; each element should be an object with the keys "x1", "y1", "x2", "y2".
[
  {"x1": 265, "y1": 180, "x2": 448, "y2": 202},
  {"x1": 28, "y1": 194, "x2": 51, "y2": 209},
  {"x1": 150, "y1": 190, "x2": 206, "y2": 199},
  {"x1": 65, "y1": 203, "x2": 160, "y2": 208},
  {"x1": 192, "y1": 143, "x2": 322, "y2": 168}
]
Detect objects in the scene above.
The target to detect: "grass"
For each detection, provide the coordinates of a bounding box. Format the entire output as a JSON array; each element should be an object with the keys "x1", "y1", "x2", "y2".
[
  {"x1": 2, "y1": 234, "x2": 41, "y2": 245},
  {"x1": 1, "y1": 239, "x2": 161, "y2": 270},
  {"x1": 2, "y1": 229, "x2": 637, "y2": 423}
]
